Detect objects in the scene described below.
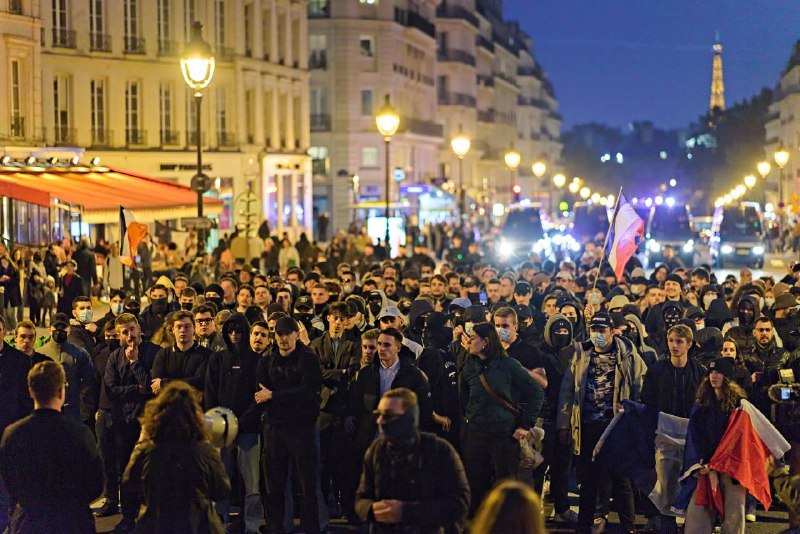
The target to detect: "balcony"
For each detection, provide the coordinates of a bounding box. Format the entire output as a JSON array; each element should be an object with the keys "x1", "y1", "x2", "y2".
[
  {"x1": 394, "y1": 7, "x2": 436, "y2": 39},
  {"x1": 52, "y1": 28, "x2": 76, "y2": 49},
  {"x1": 53, "y1": 126, "x2": 76, "y2": 146},
  {"x1": 476, "y1": 35, "x2": 494, "y2": 53},
  {"x1": 494, "y1": 71, "x2": 517, "y2": 87},
  {"x1": 124, "y1": 36, "x2": 146, "y2": 54},
  {"x1": 437, "y1": 91, "x2": 476, "y2": 107},
  {"x1": 518, "y1": 66, "x2": 540, "y2": 77},
  {"x1": 187, "y1": 131, "x2": 206, "y2": 146},
  {"x1": 437, "y1": 48, "x2": 476, "y2": 67},
  {"x1": 309, "y1": 51, "x2": 327, "y2": 70},
  {"x1": 518, "y1": 96, "x2": 545, "y2": 108},
  {"x1": 400, "y1": 118, "x2": 443, "y2": 138},
  {"x1": 308, "y1": 0, "x2": 330, "y2": 18},
  {"x1": 158, "y1": 39, "x2": 180, "y2": 56},
  {"x1": 310, "y1": 114, "x2": 331, "y2": 132},
  {"x1": 7, "y1": 0, "x2": 22, "y2": 14},
  {"x1": 436, "y1": 4, "x2": 479, "y2": 27},
  {"x1": 125, "y1": 129, "x2": 147, "y2": 146},
  {"x1": 90, "y1": 32, "x2": 112, "y2": 52},
  {"x1": 91, "y1": 129, "x2": 113, "y2": 147},
  {"x1": 217, "y1": 132, "x2": 237, "y2": 147},
  {"x1": 160, "y1": 130, "x2": 180, "y2": 146},
  {"x1": 477, "y1": 109, "x2": 495, "y2": 123},
  {"x1": 477, "y1": 74, "x2": 494, "y2": 87}
]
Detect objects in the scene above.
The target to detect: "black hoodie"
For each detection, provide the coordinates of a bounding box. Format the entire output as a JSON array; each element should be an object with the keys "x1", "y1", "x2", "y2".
[
  {"x1": 404, "y1": 299, "x2": 434, "y2": 346},
  {"x1": 726, "y1": 295, "x2": 759, "y2": 356},
  {"x1": 538, "y1": 314, "x2": 575, "y2": 421},
  {"x1": 204, "y1": 313, "x2": 261, "y2": 433}
]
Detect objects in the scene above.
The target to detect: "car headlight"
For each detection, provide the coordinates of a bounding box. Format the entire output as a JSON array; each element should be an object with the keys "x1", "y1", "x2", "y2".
[
  {"x1": 721, "y1": 245, "x2": 733, "y2": 255},
  {"x1": 499, "y1": 241, "x2": 513, "y2": 257},
  {"x1": 752, "y1": 245, "x2": 765, "y2": 255},
  {"x1": 682, "y1": 240, "x2": 694, "y2": 254},
  {"x1": 648, "y1": 240, "x2": 661, "y2": 253}
]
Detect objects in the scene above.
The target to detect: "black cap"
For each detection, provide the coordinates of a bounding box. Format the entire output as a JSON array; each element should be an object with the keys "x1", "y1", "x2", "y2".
[
  {"x1": 514, "y1": 281, "x2": 532, "y2": 295},
  {"x1": 425, "y1": 312, "x2": 449, "y2": 331},
  {"x1": 610, "y1": 312, "x2": 627, "y2": 328},
  {"x1": 589, "y1": 311, "x2": 613, "y2": 330},
  {"x1": 345, "y1": 295, "x2": 366, "y2": 315},
  {"x1": 205, "y1": 283, "x2": 223, "y2": 296},
  {"x1": 708, "y1": 357, "x2": 734, "y2": 380},
  {"x1": 274, "y1": 316, "x2": 299, "y2": 335},
  {"x1": 666, "y1": 274, "x2": 683, "y2": 285},
  {"x1": 52, "y1": 313, "x2": 70, "y2": 328},
  {"x1": 269, "y1": 276, "x2": 283, "y2": 285},
  {"x1": 304, "y1": 272, "x2": 321, "y2": 283},
  {"x1": 790, "y1": 287, "x2": 800, "y2": 296},
  {"x1": 512, "y1": 304, "x2": 533, "y2": 319},
  {"x1": 295, "y1": 295, "x2": 313, "y2": 311},
  {"x1": 684, "y1": 306, "x2": 705, "y2": 320},
  {"x1": 368, "y1": 290, "x2": 383, "y2": 301}
]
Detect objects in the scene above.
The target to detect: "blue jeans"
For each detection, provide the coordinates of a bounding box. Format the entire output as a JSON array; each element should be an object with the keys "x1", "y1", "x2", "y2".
[{"x1": 217, "y1": 432, "x2": 263, "y2": 532}]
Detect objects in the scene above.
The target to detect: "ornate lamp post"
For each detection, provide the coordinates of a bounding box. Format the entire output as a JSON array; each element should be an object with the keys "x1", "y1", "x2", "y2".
[
  {"x1": 503, "y1": 147, "x2": 521, "y2": 202},
  {"x1": 375, "y1": 95, "x2": 400, "y2": 252},
  {"x1": 774, "y1": 142, "x2": 790, "y2": 234},
  {"x1": 450, "y1": 125, "x2": 471, "y2": 229},
  {"x1": 531, "y1": 160, "x2": 546, "y2": 201},
  {"x1": 181, "y1": 21, "x2": 215, "y2": 251}
]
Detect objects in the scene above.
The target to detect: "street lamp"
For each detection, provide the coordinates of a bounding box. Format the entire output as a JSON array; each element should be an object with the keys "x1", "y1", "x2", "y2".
[
  {"x1": 375, "y1": 94, "x2": 400, "y2": 253},
  {"x1": 568, "y1": 181, "x2": 580, "y2": 194},
  {"x1": 553, "y1": 173, "x2": 566, "y2": 188},
  {"x1": 181, "y1": 21, "x2": 215, "y2": 252},
  {"x1": 532, "y1": 160, "x2": 546, "y2": 201},
  {"x1": 744, "y1": 174, "x2": 757, "y2": 189},
  {"x1": 774, "y1": 142, "x2": 790, "y2": 234},
  {"x1": 757, "y1": 161, "x2": 771, "y2": 179},
  {"x1": 504, "y1": 147, "x2": 521, "y2": 202},
  {"x1": 450, "y1": 125, "x2": 471, "y2": 229},
  {"x1": 579, "y1": 186, "x2": 591, "y2": 200}
]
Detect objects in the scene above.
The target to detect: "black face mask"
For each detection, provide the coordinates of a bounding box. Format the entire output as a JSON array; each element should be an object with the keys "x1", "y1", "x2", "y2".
[
  {"x1": 663, "y1": 311, "x2": 681, "y2": 329},
  {"x1": 552, "y1": 332, "x2": 571, "y2": 350},
  {"x1": 206, "y1": 297, "x2": 223, "y2": 310},
  {"x1": 150, "y1": 298, "x2": 168, "y2": 315},
  {"x1": 379, "y1": 405, "x2": 419, "y2": 444},
  {"x1": 105, "y1": 338, "x2": 120, "y2": 351},
  {"x1": 181, "y1": 302, "x2": 194, "y2": 311},
  {"x1": 738, "y1": 307, "x2": 755, "y2": 327},
  {"x1": 295, "y1": 313, "x2": 313, "y2": 329},
  {"x1": 53, "y1": 329, "x2": 68, "y2": 344},
  {"x1": 625, "y1": 330, "x2": 641, "y2": 346},
  {"x1": 368, "y1": 301, "x2": 382, "y2": 316}
]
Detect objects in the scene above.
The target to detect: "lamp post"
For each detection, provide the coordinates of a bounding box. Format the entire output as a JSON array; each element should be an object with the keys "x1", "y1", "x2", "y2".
[
  {"x1": 774, "y1": 142, "x2": 790, "y2": 234},
  {"x1": 450, "y1": 125, "x2": 471, "y2": 229},
  {"x1": 504, "y1": 147, "x2": 521, "y2": 203},
  {"x1": 375, "y1": 95, "x2": 400, "y2": 254},
  {"x1": 757, "y1": 161, "x2": 771, "y2": 180},
  {"x1": 181, "y1": 21, "x2": 215, "y2": 252},
  {"x1": 531, "y1": 160, "x2": 546, "y2": 202}
]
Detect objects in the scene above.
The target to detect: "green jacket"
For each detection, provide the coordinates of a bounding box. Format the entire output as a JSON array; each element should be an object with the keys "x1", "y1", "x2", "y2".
[{"x1": 460, "y1": 353, "x2": 543, "y2": 434}]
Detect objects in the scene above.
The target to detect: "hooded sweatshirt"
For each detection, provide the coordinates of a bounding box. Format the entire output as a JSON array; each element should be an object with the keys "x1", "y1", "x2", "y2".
[
  {"x1": 367, "y1": 290, "x2": 398, "y2": 325},
  {"x1": 624, "y1": 313, "x2": 658, "y2": 366},
  {"x1": 725, "y1": 295, "x2": 760, "y2": 356},
  {"x1": 404, "y1": 299, "x2": 435, "y2": 346},
  {"x1": 539, "y1": 314, "x2": 575, "y2": 421}
]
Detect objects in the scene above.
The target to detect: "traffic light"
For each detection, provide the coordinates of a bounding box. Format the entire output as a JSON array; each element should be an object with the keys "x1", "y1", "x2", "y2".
[{"x1": 512, "y1": 184, "x2": 521, "y2": 202}]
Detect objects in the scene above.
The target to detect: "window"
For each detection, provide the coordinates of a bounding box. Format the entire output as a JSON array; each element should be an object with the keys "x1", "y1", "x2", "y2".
[
  {"x1": 309, "y1": 34, "x2": 327, "y2": 69},
  {"x1": 310, "y1": 88, "x2": 327, "y2": 115},
  {"x1": 361, "y1": 90, "x2": 373, "y2": 116},
  {"x1": 158, "y1": 82, "x2": 174, "y2": 143},
  {"x1": 90, "y1": 78, "x2": 107, "y2": 143},
  {"x1": 89, "y1": 0, "x2": 104, "y2": 34},
  {"x1": 125, "y1": 80, "x2": 141, "y2": 143},
  {"x1": 309, "y1": 146, "x2": 328, "y2": 176},
  {"x1": 10, "y1": 61, "x2": 22, "y2": 137},
  {"x1": 361, "y1": 147, "x2": 378, "y2": 167},
  {"x1": 360, "y1": 35, "x2": 374, "y2": 58},
  {"x1": 157, "y1": 0, "x2": 170, "y2": 42},
  {"x1": 216, "y1": 86, "x2": 227, "y2": 137},
  {"x1": 124, "y1": 0, "x2": 139, "y2": 39},
  {"x1": 244, "y1": 4, "x2": 252, "y2": 56},
  {"x1": 245, "y1": 90, "x2": 254, "y2": 142},
  {"x1": 53, "y1": 74, "x2": 70, "y2": 141},
  {"x1": 308, "y1": 0, "x2": 329, "y2": 17},
  {"x1": 184, "y1": 0, "x2": 195, "y2": 37},
  {"x1": 52, "y1": 0, "x2": 67, "y2": 32},
  {"x1": 215, "y1": 0, "x2": 225, "y2": 48}
]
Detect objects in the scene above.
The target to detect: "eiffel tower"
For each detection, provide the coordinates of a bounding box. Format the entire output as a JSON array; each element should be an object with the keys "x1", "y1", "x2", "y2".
[{"x1": 709, "y1": 33, "x2": 725, "y2": 112}]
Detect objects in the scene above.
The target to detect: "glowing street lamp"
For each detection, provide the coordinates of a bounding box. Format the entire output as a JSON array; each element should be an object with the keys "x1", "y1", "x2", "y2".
[
  {"x1": 552, "y1": 173, "x2": 566, "y2": 188},
  {"x1": 744, "y1": 174, "x2": 757, "y2": 189},
  {"x1": 450, "y1": 125, "x2": 471, "y2": 228},
  {"x1": 504, "y1": 147, "x2": 521, "y2": 202},
  {"x1": 579, "y1": 186, "x2": 591, "y2": 200},
  {"x1": 757, "y1": 161, "x2": 771, "y2": 179},
  {"x1": 568, "y1": 181, "x2": 580, "y2": 194},
  {"x1": 375, "y1": 95, "x2": 400, "y2": 251},
  {"x1": 532, "y1": 161, "x2": 546, "y2": 178}
]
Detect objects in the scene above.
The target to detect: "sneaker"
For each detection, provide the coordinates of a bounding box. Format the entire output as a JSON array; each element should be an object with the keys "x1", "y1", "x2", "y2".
[
  {"x1": 94, "y1": 499, "x2": 119, "y2": 517},
  {"x1": 591, "y1": 516, "x2": 607, "y2": 534},
  {"x1": 745, "y1": 512, "x2": 757, "y2": 522},
  {"x1": 552, "y1": 509, "x2": 579, "y2": 523}
]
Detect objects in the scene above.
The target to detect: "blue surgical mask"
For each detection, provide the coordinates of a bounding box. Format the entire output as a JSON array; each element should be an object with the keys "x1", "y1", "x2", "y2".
[
  {"x1": 591, "y1": 332, "x2": 608, "y2": 349},
  {"x1": 112, "y1": 302, "x2": 124, "y2": 315},
  {"x1": 496, "y1": 327, "x2": 512, "y2": 343},
  {"x1": 78, "y1": 309, "x2": 93, "y2": 324}
]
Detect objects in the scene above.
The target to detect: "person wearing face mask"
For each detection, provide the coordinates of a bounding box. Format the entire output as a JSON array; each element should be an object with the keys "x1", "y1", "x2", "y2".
[
  {"x1": 773, "y1": 292, "x2": 800, "y2": 352},
  {"x1": 38, "y1": 312, "x2": 97, "y2": 425},
  {"x1": 204, "y1": 282, "x2": 225, "y2": 312},
  {"x1": 650, "y1": 301, "x2": 684, "y2": 358},
  {"x1": 355, "y1": 387, "x2": 470, "y2": 533},
  {"x1": 723, "y1": 295, "x2": 761, "y2": 357},
  {"x1": 623, "y1": 312, "x2": 658, "y2": 365},
  {"x1": 558, "y1": 300, "x2": 588, "y2": 342},
  {"x1": 67, "y1": 296, "x2": 98, "y2": 354},
  {"x1": 204, "y1": 313, "x2": 264, "y2": 534},
  {"x1": 178, "y1": 286, "x2": 197, "y2": 311},
  {"x1": 138, "y1": 284, "x2": 171, "y2": 339},
  {"x1": 557, "y1": 312, "x2": 644, "y2": 534},
  {"x1": 404, "y1": 298, "x2": 434, "y2": 346},
  {"x1": 532, "y1": 313, "x2": 579, "y2": 524},
  {"x1": 492, "y1": 307, "x2": 547, "y2": 385},
  {"x1": 95, "y1": 289, "x2": 127, "y2": 343},
  {"x1": 417, "y1": 313, "x2": 461, "y2": 447}
]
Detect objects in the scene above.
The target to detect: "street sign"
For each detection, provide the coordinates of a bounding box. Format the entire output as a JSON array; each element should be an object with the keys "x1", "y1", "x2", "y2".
[
  {"x1": 182, "y1": 216, "x2": 214, "y2": 230},
  {"x1": 399, "y1": 184, "x2": 429, "y2": 195},
  {"x1": 190, "y1": 173, "x2": 211, "y2": 193}
]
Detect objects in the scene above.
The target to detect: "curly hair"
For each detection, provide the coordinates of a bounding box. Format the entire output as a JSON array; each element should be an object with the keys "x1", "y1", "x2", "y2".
[
  {"x1": 695, "y1": 375, "x2": 746, "y2": 413},
  {"x1": 140, "y1": 381, "x2": 208, "y2": 444}
]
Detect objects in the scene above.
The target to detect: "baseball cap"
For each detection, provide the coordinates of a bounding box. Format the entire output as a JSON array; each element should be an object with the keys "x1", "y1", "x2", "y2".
[
  {"x1": 462, "y1": 276, "x2": 477, "y2": 288},
  {"x1": 449, "y1": 297, "x2": 472, "y2": 312},
  {"x1": 773, "y1": 282, "x2": 791, "y2": 297},
  {"x1": 708, "y1": 357, "x2": 734, "y2": 380},
  {"x1": 52, "y1": 313, "x2": 70, "y2": 328},
  {"x1": 303, "y1": 272, "x2": 321, "y2": 283},
  {"x1": 514, "y1": 281, "x2": 532, "y2": 295},
  {"x1": 368, "y1": 290, "x2": 383, "y2": 301},
  {"x1": 556, "y1": 271, "x2": 574, "y2": 281},
  {"x1": 630, "y1": 267, "x2": 646, "y2": 279},
  {"x1": 274, "y1": 316, "x2": 300, "y2": 335},
  {"x1": 512, "y1": 304, "x2": 533, "y2": 320},
  {"x1": 774, "y1": 293, "x2": 797, "y2": 311},
  {"x1": 588, "y1": 312, "x2": 613, "y2": 330},
  {"x1": 269, "y1": 276, "x2": 283, "y2": 285},
  {"x1": 377, "y1": 306, "x2": 403, "y2": 320},
  {"x1": 532, "y1": 273, "x2": 551, "y2": 288},
  {"x1": 294, "y1": 295, "x2": 313, "y2": 311},
  {"x1": 791, "y1": 286, "x2": 800, "y2": 297},
  {"x1": 608, "y1": 295, "x2": 630, "y2": 310},
  {"x1": 684, "y1": 306, "x2": 705, "y2": 320}
]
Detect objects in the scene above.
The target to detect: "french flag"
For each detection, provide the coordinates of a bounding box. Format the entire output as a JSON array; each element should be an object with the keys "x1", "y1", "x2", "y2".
[
  {"x1": 119, "y1": 206, "x2": 148, "y2": 268},
  {"x1": 605, "y1": 191, "x2": 644, "y2": 281},
  {"x1": 673, "y1": 399, "x2": 791, "y2": 514}
]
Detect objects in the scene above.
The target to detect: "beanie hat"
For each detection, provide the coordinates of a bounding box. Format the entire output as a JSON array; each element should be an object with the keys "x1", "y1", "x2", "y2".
[{"x1": 708, "y1": 357, "x2": 734, "y2": 380}]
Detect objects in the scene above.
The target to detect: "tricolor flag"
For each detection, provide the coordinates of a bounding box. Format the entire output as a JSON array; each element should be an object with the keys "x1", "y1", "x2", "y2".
[
  {"x1": 605, "y1": 190, "x2": 644, "y2": 281},
  {"x1": 119, "y1": 206, "x2": 148, "y2": 268},
  {"x1": 673, "y1": 399, "x2": 790, "y2": 514}
]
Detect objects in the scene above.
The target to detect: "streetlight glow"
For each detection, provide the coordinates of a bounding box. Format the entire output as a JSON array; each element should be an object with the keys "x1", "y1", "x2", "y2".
[
  {"x1": 568, "y1": 181, "x2": 580, "y2": 194},
  {"x1": 451, "y1": 125, "x2": 470, "y2": 229},
  {"x1": 744, "y1": 174, "x2": 756, "y2": 189},
  {"x1": 375, "y1": 95, "x2": 400, "y2": 138},
  {"x1": 774, "y1": 143, "x2": 790, "y2": 169},
  {"x1": 552, "y1": 173, "x2": 566, "y2": 188},
  {"x1": 504, "y1": 148, "x2": 521, "y2": 170},
  {"x1": 579, "y1": 186, "x2": 591, "y2": 199},
  {"x1": 757, "y1": 161, "x2": 771, "y2": 178},
  {"x1": 532, "y1": 161, "x2": 546, "y2": 178},
  {"x1": 451, "y1": 127, "x2": 471, "y2": 159},
  {"x1": 180, "y1": 22, "x2": 216, "y2": 90}
]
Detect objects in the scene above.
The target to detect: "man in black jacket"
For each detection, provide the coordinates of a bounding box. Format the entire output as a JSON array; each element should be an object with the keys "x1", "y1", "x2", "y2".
[
  {"x1": 73, "y1": 236, "x2": 98, "y2": 297},
  {"x1": 0, "y1": 315, "x2": 33, "y2": 532},
  {"x1": 417, "y1": 313, "x2": 461, "y2": 447},
  {"x1": 255, "y1": 316, "x2": 323, "y2": 534},
  {"x1": 68, "y1": 295, "x2": 98, "y2": 354},
  {"x1": 151, "y1": 310, "x2": 210, "y2": 394},
  {"x1": 138, "y1": 283, "x2": 170, "y2": 338},
  {"x1": 92, "y1": 321, "x2": 121, "y2": 518},
  {"x1": 204, "y1": 313, "x2": 263, "y2": 533},
  {"x1": 0, "y1": 360, "x2": 103, "y2": 533},
  {"x1": 103, "y1": 313, "x2": 159, "y2": 533},
  {"x1": 355, "y1": 387, "x2": 470, "y2": 533}
]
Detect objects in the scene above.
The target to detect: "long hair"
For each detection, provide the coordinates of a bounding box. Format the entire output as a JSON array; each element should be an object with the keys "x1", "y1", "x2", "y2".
[
  {"x1": 471, "y1": 480, "x2": 546, "y2": 534},
  {"x1": 140, "y1": 381, "x2": 208, "y2": 444},
  {"x1": 472, "y1": 322, "x2": 507, "y2": 360},
  {"x1": 695, "y1": 375, "x2": 746, "y2": 413}
]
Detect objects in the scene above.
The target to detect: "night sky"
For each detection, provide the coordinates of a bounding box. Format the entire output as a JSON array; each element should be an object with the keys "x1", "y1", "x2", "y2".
[{"x1": 505, "y1": 0, "x2": 800, "y2": 130}]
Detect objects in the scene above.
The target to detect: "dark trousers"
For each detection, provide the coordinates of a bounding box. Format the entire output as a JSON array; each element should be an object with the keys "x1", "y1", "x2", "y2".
[
  {"x1": 320, "y1": 421, "x2": 354, "y2": 514},
  {"x1": 28, "y1": 298, "x2": 41, "y2": 325},
  {"x1": 577, "y1": 421, "x2": 635, "y2": 532},
  {"x1": 533, "y1": 419, "x2": 573, "y2": 514},
  {"x1": 114, "y1": 418, "x2": 142, "y2": 522},
  {"x1": 462, "y1": 425, "x2": 520, "y2": 516},
  {"x1": 262, "y1": 423, "x2": 320, "y2": 534},
  {"x1": 95, "y1": 408, "x2": 119, "y2": 502}
]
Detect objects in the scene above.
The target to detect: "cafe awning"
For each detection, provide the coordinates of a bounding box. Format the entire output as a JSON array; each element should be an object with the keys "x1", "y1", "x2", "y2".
[{"x1": 0, "y1": 166, "x2": 223, "y2": 223}]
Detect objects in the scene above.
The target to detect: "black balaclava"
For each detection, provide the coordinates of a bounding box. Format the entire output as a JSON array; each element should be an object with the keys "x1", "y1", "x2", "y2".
[
  {"x1": 379, "y1": 403, "x2": 419, "y2": 445},
  {"x1": 662, "y1": 304, "x2": 682, "y2": 330},
  {"x1": 737, "y1": 297, "x2": 757, "y2": 329},
  {"x1": 548, "y1": 316, "x2": 573, "y2": 351}
]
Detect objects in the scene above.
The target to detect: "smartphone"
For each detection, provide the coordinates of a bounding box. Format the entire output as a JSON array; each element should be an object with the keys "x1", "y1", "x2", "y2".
[
  {"x1": 479, "y1": 291, "x2": 488, "y2": 306},
  {"x1": 782, "y1": 387, "x2": 792, "y2": 401},
  {"x1": 465, "y1": 322, "x2": 474, "y2": 336}
]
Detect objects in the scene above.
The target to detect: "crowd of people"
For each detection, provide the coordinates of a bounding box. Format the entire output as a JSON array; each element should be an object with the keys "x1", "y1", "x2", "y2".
[{"x1": 0, "y1": 227, "x2": 800, "y2": 534}]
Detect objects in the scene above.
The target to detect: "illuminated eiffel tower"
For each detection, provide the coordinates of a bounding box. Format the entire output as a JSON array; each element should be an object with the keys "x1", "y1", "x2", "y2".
[{"x1": 709, "y1": 33, "x2": 725, "y2": 112}]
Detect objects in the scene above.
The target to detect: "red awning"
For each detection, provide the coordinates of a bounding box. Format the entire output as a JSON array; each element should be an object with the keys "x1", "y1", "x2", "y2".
[
  {"x1": 0, "y1": 178, "x2": 50, "y2": 206},
  {"x1": 0, "y1": 167, "x2": 223, "y2": 223}
]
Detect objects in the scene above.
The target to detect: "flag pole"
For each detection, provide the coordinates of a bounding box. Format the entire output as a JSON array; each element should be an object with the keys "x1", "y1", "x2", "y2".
[{"x1": 591, "y1": 186, "x2": 624, "y2": 292}]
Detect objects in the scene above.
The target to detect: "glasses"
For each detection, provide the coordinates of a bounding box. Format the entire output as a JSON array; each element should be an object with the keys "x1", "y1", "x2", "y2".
[
  {"x1": 195, "y1": 318, "x2": 213, "y2": 325},
  {"x1": 755, "y1": 328, "x2": 772, "y2": 333}
]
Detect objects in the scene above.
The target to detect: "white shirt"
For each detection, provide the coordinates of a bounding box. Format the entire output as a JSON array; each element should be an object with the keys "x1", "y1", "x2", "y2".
[{"x1": 378, "y1": 358, "x2": 401, "y2": 396}]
